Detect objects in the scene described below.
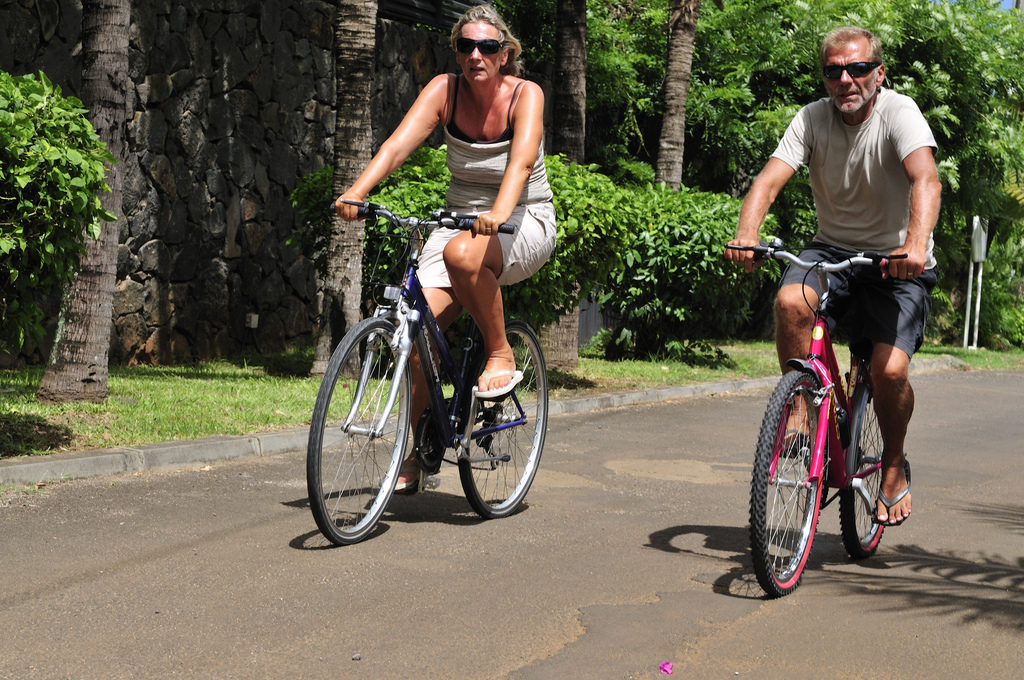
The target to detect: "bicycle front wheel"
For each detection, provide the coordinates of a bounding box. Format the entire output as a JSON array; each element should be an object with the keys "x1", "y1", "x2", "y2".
[
  {"x1": 306, "y1": 318, "x2": 411, "y2": 545},
  {"x1": 749, "y1": 369, "x2": 824, "y2": 597},
  {"x1": 839, "y1": 380, "x2": 884, "y2": 558},
  {"x1": 459, "y1": 320, "x2": 548, "y2": 519}
]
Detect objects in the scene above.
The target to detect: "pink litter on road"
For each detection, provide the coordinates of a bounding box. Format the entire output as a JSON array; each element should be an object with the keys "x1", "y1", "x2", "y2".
[{"x1": 659, "y1": 661, "x2": 674, "y2": 674}]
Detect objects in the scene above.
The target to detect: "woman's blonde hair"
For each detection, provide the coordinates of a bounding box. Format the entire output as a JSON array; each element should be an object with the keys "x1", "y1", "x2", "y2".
[{"x1": 450, "y1": 4, "x2": 523, "y2": 77}]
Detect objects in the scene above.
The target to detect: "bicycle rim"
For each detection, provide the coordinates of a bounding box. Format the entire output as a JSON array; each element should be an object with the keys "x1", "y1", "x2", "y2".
[
  {"x1": 749, "y1": 370, "x2": 823, "y2": 597},
  {"x1": 839, "y1": 382, "x2": 884, "y2": 558},
  {"x1": 459, "y1": 320, "x2": 548, "y2": 519},
  {"x1": 306, "y1": 318, "x2": 410, "y2": 545}
]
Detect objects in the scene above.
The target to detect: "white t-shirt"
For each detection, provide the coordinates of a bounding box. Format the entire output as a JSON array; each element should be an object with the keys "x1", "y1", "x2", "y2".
[{"x1": 772, "y1": 88, "x2": 938, "y2": 268}]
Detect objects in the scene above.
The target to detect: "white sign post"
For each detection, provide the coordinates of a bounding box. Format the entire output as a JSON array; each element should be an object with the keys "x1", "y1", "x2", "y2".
[{"x1": 963, "y1": 216, "x2": 987, "y2": 350}]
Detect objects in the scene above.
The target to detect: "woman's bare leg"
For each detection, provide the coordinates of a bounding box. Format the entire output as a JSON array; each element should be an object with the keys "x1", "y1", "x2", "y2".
[
  {"x1": 442, "y1": 232, "x2": 514, "y2": 392},
  {"x1": 398, "y1": 287, "x2": 462, "y2": 489}
]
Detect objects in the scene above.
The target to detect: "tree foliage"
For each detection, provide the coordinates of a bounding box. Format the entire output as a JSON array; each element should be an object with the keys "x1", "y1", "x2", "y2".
[
  {"x1": 0, "y1": 71, "x2": 115, "y2": 353},
  {"x1": 686, "y1": 0, "x2": 1024, "y2": 343},
  {"x1": 584, "y1": 0, "x2": 670, "y2": 178}
]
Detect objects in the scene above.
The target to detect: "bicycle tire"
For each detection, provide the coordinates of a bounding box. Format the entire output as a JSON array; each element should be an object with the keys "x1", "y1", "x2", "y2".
[
  {"x1": 459, "y1": 320, "x2": 548, "y2": 519},
  {"x1": 839, "y1": 380, "x2": 884, "y2": 558},
  {"x1": 749, "y1": 369, "x2": 824, "y2": 597},
  {"x1": 306, "y1": 317, "x2": 411, "y2": 545}
]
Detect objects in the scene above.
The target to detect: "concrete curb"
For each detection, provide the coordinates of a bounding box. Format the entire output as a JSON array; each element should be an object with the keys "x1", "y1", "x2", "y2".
[{"x1": 0, "y1": 355, "x2": 965, "y2": 487}]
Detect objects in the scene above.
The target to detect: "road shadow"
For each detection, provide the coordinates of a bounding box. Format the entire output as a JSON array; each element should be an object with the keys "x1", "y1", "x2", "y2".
[
  {"x1": 646, "y1": 523, "x2": 763, "y2": 599},
  {"x1": 287, "y1": 488, "x2": 519, "y2": 550},
  {"x1": 648, "y1": 502, "x2": 1024, "y2": 631}
]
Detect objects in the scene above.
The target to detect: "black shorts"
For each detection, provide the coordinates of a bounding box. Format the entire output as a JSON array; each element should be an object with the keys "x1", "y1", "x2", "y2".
[{"x1": 778, "y1": 242, "x2": 937, "y2": 359}]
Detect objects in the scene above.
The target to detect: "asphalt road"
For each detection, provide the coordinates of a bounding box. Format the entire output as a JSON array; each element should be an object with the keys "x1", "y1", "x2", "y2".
[{"x1": 2, "y1": 369, "x2": 1022, "y2": 679}]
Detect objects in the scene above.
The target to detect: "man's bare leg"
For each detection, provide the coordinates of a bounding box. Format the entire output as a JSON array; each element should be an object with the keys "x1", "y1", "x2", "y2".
[
  {"x1": 869, "y1": 343, "x2": 913, "y2": 525},
  {"x1": 775, "y1": 283, "x2": 817, "y2": 372},
  {"x1": 775, "y1": 284, "x2": 818, "y2": 436}
]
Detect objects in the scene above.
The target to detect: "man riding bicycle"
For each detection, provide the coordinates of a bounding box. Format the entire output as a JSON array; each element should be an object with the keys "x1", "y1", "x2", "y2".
[{"x1": 725, "y1": 26, "x2": 942, "y2": 527}]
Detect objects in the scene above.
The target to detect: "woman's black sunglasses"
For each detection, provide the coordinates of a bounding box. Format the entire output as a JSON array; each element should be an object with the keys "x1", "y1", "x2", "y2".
[
  {"x1": 822, "y1": 62, "x2": 880, "y2": 79},
  {"x1": 456, "y1": 38, "x2": 503, "y2": 55}
]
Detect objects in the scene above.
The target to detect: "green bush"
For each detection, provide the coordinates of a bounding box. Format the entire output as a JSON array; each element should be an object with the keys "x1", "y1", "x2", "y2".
[
  {"x1": 976, "y1": 226, "x2": 1024, "y2": 348},
  {"x1": 286, "y1": 165, "x2": 333, "y2": 279},
  {"x1": 0, "y1": 71, "x2": 115, "y2": 352},
  {"x1": 290, "y1": 149, "x2": 633, "y2": 328},
  {"x1": 289, "y1": 151, "x2": 774, "y2": 363},
  {"x1": 598, "y1": 183, "x2": 776, "y2": 362},
  {"x1": 503, "y1": 153, "x2": 631, "y2": 327}
]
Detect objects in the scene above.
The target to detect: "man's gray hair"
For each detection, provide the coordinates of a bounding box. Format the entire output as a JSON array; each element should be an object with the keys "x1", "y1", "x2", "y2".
[{"x1": 820, "y1": 26, "x2": 883, "y2": 65}]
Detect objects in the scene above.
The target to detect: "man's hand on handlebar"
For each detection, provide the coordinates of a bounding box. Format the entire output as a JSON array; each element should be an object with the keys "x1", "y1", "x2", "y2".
[
  {"x1": 724, "y1": 238, "x2": 763, "y2": 274},
  {"x1": 883, "y1": 245, "x2": 927, "y2": 281}
]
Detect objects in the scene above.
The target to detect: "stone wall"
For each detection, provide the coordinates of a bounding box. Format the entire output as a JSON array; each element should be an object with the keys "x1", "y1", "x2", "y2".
[{"x1": 0, "y1": 0, "x2": 454, "y2": 364}]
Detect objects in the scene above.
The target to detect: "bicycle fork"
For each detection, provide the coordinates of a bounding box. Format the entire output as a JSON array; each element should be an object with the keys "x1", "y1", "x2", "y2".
[{"x1": 341, "y1": 312, "x2": 415, "y2": 439}]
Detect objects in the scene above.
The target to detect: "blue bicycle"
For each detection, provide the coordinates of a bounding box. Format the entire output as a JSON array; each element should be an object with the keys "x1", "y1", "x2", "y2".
[{"x1": 306, "y1": 200, "x2": 549, "y2": 545}]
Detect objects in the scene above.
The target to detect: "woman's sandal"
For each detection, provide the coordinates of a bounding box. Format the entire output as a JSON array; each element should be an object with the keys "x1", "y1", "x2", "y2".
[
  {"x1": 394, "y1": 457, "x2": 422, "y2": 496},
  {"x1": 475, "y1": 367, "x2": 523, "y2": 400}
]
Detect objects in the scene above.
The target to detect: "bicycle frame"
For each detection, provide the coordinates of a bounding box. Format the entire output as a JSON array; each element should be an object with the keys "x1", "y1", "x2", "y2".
[
  {"x1": 783, "y1": 268, "x2": 878, "y2": 500},
  {"x1": 365, "y1": 228, "x2": 529, "y2": 460}
]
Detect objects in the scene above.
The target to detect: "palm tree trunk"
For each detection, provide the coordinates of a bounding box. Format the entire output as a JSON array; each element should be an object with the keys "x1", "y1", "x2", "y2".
[
  {"x1": 312, "y1": 0, "x2": 378, "y2": 376},
  {"x1": 544, "y1": 0, "x2": 590, "y2": 372},
  {"x1": 552, "y1": 0, "x2": 587, "y2": 163},
  {"x1": 37, "y1": 0, "x2": 129, "y2": 402},
  {"x1": 655, "y1": 0, "x2": 701, "y2": 190}
]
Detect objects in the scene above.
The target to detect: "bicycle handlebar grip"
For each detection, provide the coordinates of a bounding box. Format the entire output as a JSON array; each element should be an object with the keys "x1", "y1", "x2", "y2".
[
  {"x1": 332, "y1": 198, "x2": 376, "y2": 218},
  {"x1": 725, "y1": 243, "x2": 769, "y2": 260},
  {"x1": 452, "y1": 216, "x2": 515, "y2": 234}
]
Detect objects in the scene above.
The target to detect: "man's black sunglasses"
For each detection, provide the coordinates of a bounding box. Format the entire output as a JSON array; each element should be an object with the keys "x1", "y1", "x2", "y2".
[
  {"x1": 456, "y1": 38, "x2": 503, "y2": 55},
  {"x1": 822, "y1": 62, "x2": 880, "y2": 79}
]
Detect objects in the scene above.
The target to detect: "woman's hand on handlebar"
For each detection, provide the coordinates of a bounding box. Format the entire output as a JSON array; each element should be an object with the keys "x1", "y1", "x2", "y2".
[
  {"x1": 334, "y1": 192, "x2": 366, "y2": 221},
  {"x1": 725, "y1": 238, "x2": 762, "y2": 274},
  {"x1": 473, "y1": 210, "x2": 507, "y2": 237}
]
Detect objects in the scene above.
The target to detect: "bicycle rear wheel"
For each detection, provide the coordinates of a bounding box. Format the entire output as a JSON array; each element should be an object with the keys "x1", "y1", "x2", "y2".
[
  {"x1": 306, "y1": 318, "x2": 411, "y2": 545},
  {"x1": 459, "y1": 320, "x2": 547, "y2": 519},
  {"x1": 839, "y1": 380, "x2": 884, "y2": 558},
  {"x1": 749, "y1": 369, "x2": 824, "y2": 597}
]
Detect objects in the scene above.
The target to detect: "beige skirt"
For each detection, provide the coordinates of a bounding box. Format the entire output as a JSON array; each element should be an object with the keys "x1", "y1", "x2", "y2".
[{"x1": 417, "y1": 201, "x2": 556, "y2": 288}]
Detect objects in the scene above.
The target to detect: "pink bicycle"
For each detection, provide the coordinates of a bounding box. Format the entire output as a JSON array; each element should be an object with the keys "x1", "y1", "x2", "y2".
[{"x1": 728, "y1": 240, "x2": 909, "y2": 597}]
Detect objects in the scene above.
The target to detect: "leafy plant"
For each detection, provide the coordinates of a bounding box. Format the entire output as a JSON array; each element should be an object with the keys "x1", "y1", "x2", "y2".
[
  {"x1": 289, "y1": 149, "x2": 634, "y2": 329},
  {"x1": 504, "y1": 154, "x2": 632, "y2": 327},
  {"x1": 585, "y1": 0, "x2": 671, "y2": 171},
  {"x1": 598, "y1": 182, "x2": 776, "y2": 361},
  {"x1": 286, "y1": 165, "x2": 334, "y2": 278},
  {"x1": 0, "y1": 71, "x2": 115, "y2": 353}
]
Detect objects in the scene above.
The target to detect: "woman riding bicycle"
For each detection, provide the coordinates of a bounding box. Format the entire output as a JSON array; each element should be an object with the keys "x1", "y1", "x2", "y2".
[{"x1": 334, "y1": 4, "x2": 556, "y2": 492}]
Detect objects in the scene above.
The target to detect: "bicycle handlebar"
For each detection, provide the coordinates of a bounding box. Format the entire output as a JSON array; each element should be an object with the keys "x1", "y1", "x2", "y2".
[
  {"x1": 337, "y1": 199, "x2": 515, "y2": 234},
  {"x1": 726, "y1": 241, "x2": 907, "y2": 272}
]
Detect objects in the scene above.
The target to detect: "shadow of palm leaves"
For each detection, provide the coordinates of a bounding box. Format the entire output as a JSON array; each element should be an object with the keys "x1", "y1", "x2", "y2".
[
  {"x1": 649, "y1": 504, "x2": 1024, "y2": 616},
  {"x1": 826, "y1": 502, "x2": 1024, "y2": 630},
  {"x1": 957, "y1": 502, "x2": 1024, "y2": 536},
  {"x1": 832, "y1": 547, "x2": 1024, "y2": 631}
]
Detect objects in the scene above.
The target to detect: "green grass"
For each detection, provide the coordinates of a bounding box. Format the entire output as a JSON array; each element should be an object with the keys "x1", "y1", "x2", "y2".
[{"x1": 2, "y1": 342, "x2": 1022, "y2": 459}]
